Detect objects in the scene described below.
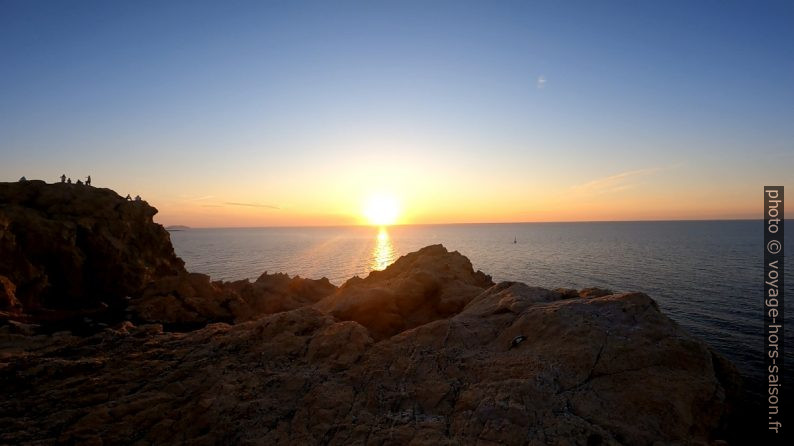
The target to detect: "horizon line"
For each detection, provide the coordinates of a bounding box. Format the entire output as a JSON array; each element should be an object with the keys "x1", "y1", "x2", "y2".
[{"x1": 165, "y1": 218, "x2": 764, "y2": 230}]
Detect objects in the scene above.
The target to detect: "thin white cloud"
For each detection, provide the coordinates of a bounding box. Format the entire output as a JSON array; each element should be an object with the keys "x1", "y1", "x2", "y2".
[
  {"x1": 179, "y1": 194, "x2": 215, "y2": 202},
  {"x1": 571, "y1": 167, "x2": 660, "y2": 195},
  {"x1": 224, "y1": 202, "x2": 280, "y2": 209},
  {"x1": 536, "y1": 75, "x2": 547, "y2": 89}
]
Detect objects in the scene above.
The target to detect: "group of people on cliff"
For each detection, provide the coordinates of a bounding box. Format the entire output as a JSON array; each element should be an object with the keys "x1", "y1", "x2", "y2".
[
  {"x1": 16, "y1": 175, "x2": 143, "y2": 202},
  {"x1": 60, "y1": 173, "x2": 143, "y2": 202},
  {"x1": 59, "y1": 174, "x2": 91, "y2": 186}
]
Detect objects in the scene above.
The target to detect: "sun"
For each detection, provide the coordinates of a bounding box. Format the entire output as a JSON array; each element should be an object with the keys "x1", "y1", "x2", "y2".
[{"x1": 362, "y1": 194, "x2": 400, "y2": 226}]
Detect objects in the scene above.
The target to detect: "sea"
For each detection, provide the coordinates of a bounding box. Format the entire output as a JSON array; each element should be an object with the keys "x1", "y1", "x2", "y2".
[{"x1": 169, "y1": 221, "x2": 792, "y2": 398}]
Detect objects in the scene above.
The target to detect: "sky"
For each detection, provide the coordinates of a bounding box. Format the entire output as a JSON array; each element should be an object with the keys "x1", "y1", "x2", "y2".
[{"x1": 1, "y1": 0, "x2": 792, "y2": 227}]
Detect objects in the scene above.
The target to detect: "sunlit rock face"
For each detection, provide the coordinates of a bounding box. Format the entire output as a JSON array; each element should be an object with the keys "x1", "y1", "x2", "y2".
[
  {"x1": 0, "y1": 180, "x2": 185, "y2": 318},
  {"x1": 314, "y1": 244, "x2": 494, "y2": 339}
]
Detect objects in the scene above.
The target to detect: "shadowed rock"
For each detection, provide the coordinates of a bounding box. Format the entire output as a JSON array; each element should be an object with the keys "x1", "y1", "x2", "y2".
[
  {"x1": 130, "y1": 271, "x2": 337, "y2": 327},
  {"x1": 226, "y1": 271, "x2": 337, "y2": 318},
  {"x1": 0, "y1": 181, "x2": 336, "y2": 328},
  {"x1": 0, "y1": 275, "x2": 22, "y2": 319},
  {"x1": 0, "y1": 180, "x2": 184, "y2": 319}
]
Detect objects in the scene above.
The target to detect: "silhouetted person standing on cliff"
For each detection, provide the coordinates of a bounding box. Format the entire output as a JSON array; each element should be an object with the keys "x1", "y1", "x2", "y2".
[
  {"x1": 67, "y1": 178, "x2": 72, "y2": 184},
  {"x1": 125, "y1": 194, "x2": 131, "y2": 200},
  {"x1": 134, "y1": 195, "x2": 141, "y2": 201},
  {"x1": 76, "y1": 179, "x2": 83, "y2": 185},
  {"x1": 60, "y1": 174, "x2": 66, "y2": 183},
  {"x1": 86, "y1": 175, "x2": 91, "y2": 186}
]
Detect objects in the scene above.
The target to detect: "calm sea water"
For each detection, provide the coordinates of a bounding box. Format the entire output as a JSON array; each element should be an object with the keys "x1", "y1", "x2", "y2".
[{"x1": 169, "y1": 221, "x2": 792, "y2": 395}]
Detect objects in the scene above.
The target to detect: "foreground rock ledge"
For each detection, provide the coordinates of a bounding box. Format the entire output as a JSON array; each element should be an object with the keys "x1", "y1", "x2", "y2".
[
  {"x1": 0, "y1": 181, "x2": 740, "y2": 445},
  {"x1": 1, "y1": 285, "x2": 740, "y2": 445}
]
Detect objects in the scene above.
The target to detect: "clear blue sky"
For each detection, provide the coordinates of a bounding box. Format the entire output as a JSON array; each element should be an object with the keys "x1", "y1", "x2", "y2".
[{"x1": 1, "y1": 0, "x2": 792, "y2": 225}]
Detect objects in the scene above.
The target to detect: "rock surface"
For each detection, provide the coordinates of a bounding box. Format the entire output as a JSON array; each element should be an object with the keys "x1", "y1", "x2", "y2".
[
  {"x1": 131, "y1": 271, "x2": 337, "y2": 327},
  {"x1": 0, "y1": 181, "x2": 184, "y2": 318},
  {"x1": 315, "y1": 244, "x2": 493, "y2": 339},
  {"x1": 0, "y1": 284, "x2": 739, "y2": 445},
  {"x1": 0, "y1": 181, "x2": 743, "y2": 445}
]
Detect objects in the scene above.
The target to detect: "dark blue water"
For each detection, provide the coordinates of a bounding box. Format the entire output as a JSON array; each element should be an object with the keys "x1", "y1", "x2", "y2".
[{"x1": 169, "y1": 221, "x2": 792, "y2": 397}]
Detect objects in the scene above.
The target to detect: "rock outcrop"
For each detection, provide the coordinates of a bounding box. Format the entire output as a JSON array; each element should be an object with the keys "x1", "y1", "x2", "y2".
[
  {"x1": 0, "y1": 181, "x2": 184, "y2": 319},
  {"x1": 127, "y1": 244, "x2": 490, "y2": 334},
  {"x1": 315, "y1": 245, "x2": 494, "y2": 339},
  {"x1": 130, "y1": 271, "x2": 337, "y2": 327},
  {"x1": 0, "y1": 181, "x2": 744, "y2": 444},
  {"x1": 226, "y1": 271, "x2": 337, "y2": 318}
]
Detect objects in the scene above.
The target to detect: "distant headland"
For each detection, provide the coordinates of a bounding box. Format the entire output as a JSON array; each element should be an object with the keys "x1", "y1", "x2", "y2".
[
  {"x1": 165, "y1": 225, "x2": 190, "y2": 231},
  {"x1": 0, "y1": 180, "x2": 744, "y2": 444}
]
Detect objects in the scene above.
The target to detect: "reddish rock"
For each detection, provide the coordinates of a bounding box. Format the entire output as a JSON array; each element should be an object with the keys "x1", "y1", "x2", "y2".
[
  {"x1": 315, "y1": 244, "x2": 494, "y2": 339},
  {"x1": 579, "y1": 287, "x2": 613, "y2": 298},
  {"x1": 225, "y1": 272, "x2": 337, "y2": 318},
  {"x1": 0, "y1": 275, "x2": 20, "y2": 313},
  {"x1": 552, "y1": 287, "x2": 579, "y2": 299},
  {"x1": 130, "y1": 271, "x2": 337, "y2": 326},
  {"x1": 130, "y1": 272, "x2": 244, "y2": 325}
]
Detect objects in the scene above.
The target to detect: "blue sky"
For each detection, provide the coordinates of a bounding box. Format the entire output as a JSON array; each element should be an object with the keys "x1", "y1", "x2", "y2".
[{"x1": 1, "y1": 0, "x2": 792, "y2": 225}]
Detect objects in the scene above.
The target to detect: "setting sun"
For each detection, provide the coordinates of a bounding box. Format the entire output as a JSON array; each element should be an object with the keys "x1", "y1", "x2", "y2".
[{"x1": 362, "y1": 194, "x2": 400, "y2": 226}]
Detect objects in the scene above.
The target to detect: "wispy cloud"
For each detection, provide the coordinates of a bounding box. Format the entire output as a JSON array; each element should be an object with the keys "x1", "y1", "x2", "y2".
[
  {"x1": 571, "y1": 167, "x2": 660, "y2": 195},
  {"x1": 224, "y1": 202, "x2": 280, "y2": 209},
  {"x1": 180, "y1": 194, "x2": 215, "y2": 202},
  {"x1": 536, "y1": 75, "x2": 547, "y2": 89}
]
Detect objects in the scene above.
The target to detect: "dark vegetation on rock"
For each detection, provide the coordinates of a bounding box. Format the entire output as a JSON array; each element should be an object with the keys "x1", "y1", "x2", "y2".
[{"x1": 0, "y1": 181, "x2": 747, "y2": 445}]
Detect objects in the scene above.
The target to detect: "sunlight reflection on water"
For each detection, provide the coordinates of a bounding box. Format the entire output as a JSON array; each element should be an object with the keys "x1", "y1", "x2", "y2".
[{"x1": 371, "y1": 227, "x2": 396, "y2": 271}]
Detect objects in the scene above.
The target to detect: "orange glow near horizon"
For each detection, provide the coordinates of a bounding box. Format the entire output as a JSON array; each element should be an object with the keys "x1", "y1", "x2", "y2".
[
  {"x1": 150, "y1": 187, "x2": 766, "y2": 228},
  {"x1": 145, "y1": 161, "x2": 777, "y2": 228}
]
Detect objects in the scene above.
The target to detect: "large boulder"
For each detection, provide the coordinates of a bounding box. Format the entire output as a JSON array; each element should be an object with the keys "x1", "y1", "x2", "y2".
[{"x1": 314, "y1": 244, "x2": 494, "y2": 339}]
